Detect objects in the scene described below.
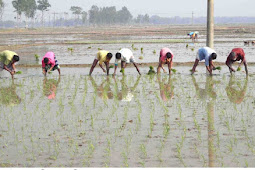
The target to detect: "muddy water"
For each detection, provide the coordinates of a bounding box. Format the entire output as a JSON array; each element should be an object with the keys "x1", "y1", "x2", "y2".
[{"x1": 0, "y1": 67, "x2": 254, "y2": 167}]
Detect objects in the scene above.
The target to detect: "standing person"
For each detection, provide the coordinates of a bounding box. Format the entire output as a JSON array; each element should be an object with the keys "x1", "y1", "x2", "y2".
[
  {"x1": 89, "y1": 50, "x2": 113, "y2": 76},
  {"x1": 42, "y1": 52, "x2": 60, "y2": 76},
  {"x1": 0, "y1": 50, "x2": 20, "y2": 79},
  {"x1": 225, "y1": 48, "x2": 248, "y2": 75},
  {"x1": 157, "y1": 47, "x2": 174, "y2": 75},
  {"x1": 191, "y1": 47, "x2": 217, "y2": 76},
  {"x1": 113, "y1": 48, "x2": 141, "y2": 76}
]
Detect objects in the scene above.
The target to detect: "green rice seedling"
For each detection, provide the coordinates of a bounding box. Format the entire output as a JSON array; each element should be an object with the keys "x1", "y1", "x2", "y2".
[
  {"x1": 215, "y1": 66, "x2": 221, "y2": 70},
  {"x1": 109, "y1": 65, "x2": 114, "y2": 69},
  {"x1": 186, "y1": 44, "x2": 189, "y2": 48},
  {"x1": 98, "y1": 48, "x2": 102, "y2": 51},
  {"x1": 191, "y1": 48, "x2": 195, "y2": 51},
  {"x1": 88, "y1": 46, "x2": 92, "y2": 49},
  {"x1": 141, "y1": 47, "x2": 144, "y2": 54},
  {"x1": 237, "y1": 67, "x2": 241, "y2": 71},
  {"x1": 15, "y1": 71, "x2": 22, "y2": 74},
  {"x1": 34, "y1": 54, "x2": 40, "y2": 61},
  {"x1": 148, "y1": 66, "x2": 156, "y2": 75},
  {"x1": 171, "y1": 69, "x2": 177, "y2": 73},
  {"x1": 139, "y1": 56, "x2": 144, "y2": 60},
  {"x1": 68, "y1": 47, "x2": 74, "y2": 54},
  {"x1": 153, "y1": 50, "x2": 156, "y2": 54}
]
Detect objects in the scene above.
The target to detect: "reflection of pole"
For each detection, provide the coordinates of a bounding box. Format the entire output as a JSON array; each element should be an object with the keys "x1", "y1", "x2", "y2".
[
  {"x1": 207, "y1": 101, "x2": 215, "y2": 167},
  {"x1": 207, "y1": 0, "x2": 214, "y2": 48}
]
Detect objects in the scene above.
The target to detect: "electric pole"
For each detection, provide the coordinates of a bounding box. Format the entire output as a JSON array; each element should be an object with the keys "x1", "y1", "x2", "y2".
[
  {"x1": 192, "y1": 11, "x2": 194, "y2": 25},
  {"x1": 207, "y1": 0, "x2": 214, "y2": 48}
]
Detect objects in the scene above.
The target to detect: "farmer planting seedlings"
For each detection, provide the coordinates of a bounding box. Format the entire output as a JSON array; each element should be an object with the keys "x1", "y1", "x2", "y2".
[
  {"x1": 89, "y1": 50, "x2": 113, "y2": 76},
  {"x1": 0, "y1": 50, "x2": 20, "y2": 79},
  {"x1": 113, "y1": 48, "x2": 141, "y2": 76},
  {"x1": 191, "y1": 47, "x2": 217, "y2": 76},
  {"x1": 42, "y1": 52, "x2": 61, "y2": 76},
  {"x1": 226, "y1": 48, "x2": 248, "y2": 76},
  {"x1": 157, "y1": 48, "x2": 174, "y2": 75}
]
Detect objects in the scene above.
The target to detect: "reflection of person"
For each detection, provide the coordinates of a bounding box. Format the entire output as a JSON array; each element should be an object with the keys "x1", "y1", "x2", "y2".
[
  {"x1": 43, "y1": 77, "x2": 60, "y2": 100},
  {"x1": 89, "y1": 50, "x2": 113, "y2": 76},
  {"x1": 89, "y1": 76, "x2": 113, "y2": 100},
  {"x1": 114, "y1": 75, "x2": 141, "y2": 102},
  {"x1": 225, "y1": 48, "x2": 248, "y2": 76},
  {"x1": 225, "y1": 76, "x2": 248, "y2": 104},
  {"x1": 157, "y1": 48, "x2": 174, "y2": 75},
  {"x1": 191, "y1": 47, "x2": 217, "y2": 76},
  {"x1": 192, "y1": 75, "x2": 217, "y2": 100},
  {"x1": 42, "y1": 52, "x2": 61, "y2": 76},
  {"x1": 157, "y1": 75, "x2": 174, "y2": 101},
  {"x1": 0, "y1": 50, "x2": 20, "y2": 79},
  {"x1": 113, "y1": 48, "x2": 141, "y2": 76},
  {"x1": 0, "y1": 81, "x2": 21, "y2": 106}
]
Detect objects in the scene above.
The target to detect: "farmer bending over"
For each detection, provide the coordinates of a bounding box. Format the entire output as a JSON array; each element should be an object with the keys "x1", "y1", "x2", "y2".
[
  {"x1": 191, "y1": 47, "x2": 217, "y2": 76},
  {"x1": 89, "y1": 50, "x2": 113, "y2": 76},
  {"x1": 226, "y1": 48, "x2": 248, "y2": 76},
  {"x1": 113, "y1": 48, "x2": 141, "y2": 76},
  {"x1": 157, "y1": 47, "x2": 174, "y2": 75},
  {"x1": 0, "y1": 50, "x2": 20, "y2": 79},
  {"x1": 42, "y1": 52, "x2": 60, "y2": 76}
]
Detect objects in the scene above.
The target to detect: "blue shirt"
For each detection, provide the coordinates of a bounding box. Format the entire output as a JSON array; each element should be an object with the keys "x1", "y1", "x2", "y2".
[{"x1": 198, "y1": 47, "x2": 216, "y2": 66}]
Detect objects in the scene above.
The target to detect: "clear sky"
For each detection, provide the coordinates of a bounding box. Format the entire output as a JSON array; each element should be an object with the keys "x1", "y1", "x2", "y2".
[{"x1": 2, "y1": 0, "x2": 255, "y2": 21}]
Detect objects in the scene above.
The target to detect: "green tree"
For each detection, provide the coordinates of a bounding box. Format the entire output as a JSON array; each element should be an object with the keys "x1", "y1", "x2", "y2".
[
  {"x1": 12, "y1": 0, "x2": 24, "y2": 23},
  {"x1": 23, "y1": 0, "x2": 37, "y2": 22},
  {"x1": 81, "y1": 11, "x2": 87, "y2": 25},
  {"x1": 37, "y1": 0, "x2": 51, "y2": 26},
  {"x1": 89, "y1": 5, "x2": 99, "y2": 25},
  {"x1": 117, "y1": 6, "x2": 132, "y2": 24},
  {"x1": 70, "y1": 6, "x2": 82, "y2": 20},
  {"x1": 0, "y1": 0, "x2": 4, "y2": 22}
]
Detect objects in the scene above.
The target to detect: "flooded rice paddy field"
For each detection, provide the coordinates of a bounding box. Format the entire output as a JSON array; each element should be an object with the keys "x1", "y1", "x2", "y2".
[
  {"x1": 1, "y1": 25, "x2": 255, "y2": 167},
  {"x1": 0, "y1": 66, "x2": 255, "y2": 167},
  {"x1": 1, "y1": 25, "x2": 255, "y2": 65}
]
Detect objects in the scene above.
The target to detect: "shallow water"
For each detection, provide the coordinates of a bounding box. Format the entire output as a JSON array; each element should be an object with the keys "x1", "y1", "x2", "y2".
[{"x1": 0, "y1": 67, "x2": 254, "y2": 167}]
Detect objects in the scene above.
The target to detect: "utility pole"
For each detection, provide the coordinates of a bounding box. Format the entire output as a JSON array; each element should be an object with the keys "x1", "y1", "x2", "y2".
[
  {"x1": 207, "y1": 0, "x2": 214, "y2": 48},
  {"x1": 192, "y1": 11, "x2": 194, "y2": 25}
]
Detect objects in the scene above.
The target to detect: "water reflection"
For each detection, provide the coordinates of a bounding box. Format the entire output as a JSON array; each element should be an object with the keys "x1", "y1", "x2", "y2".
[
  {"x1": 43, "y1": 77, "x2": 60, "y2": 100},
  {"x1": 114, "y1": 75, "x2": 141, "y2": 102},
  {"x1": 192, "y1": 76, "x2": 216, "y2": 167},
  {"x1": 89, "y1": 76, "x2": 113, "y2": 100},
  {"x1": 0, "y1": 81, "x2": 21, "y2": 106},
  {"x1": 157, "y1": 75, "x2": 174, "y2": 102},
  {"x1": 225, "y1": 76, "x2": 248, "y2": 104}
]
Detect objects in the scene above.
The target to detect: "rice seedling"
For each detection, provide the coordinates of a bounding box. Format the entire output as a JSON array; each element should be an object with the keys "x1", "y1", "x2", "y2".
[
  {"x1": 98, "y1": 48, "x2": 102, "y2": 50},
  {"x1": 186, "y1": 44, "x2": 189, "y2": 48},
  {"x1": 191, "y1": 48, "x2": 195, "y2": 51},
  {"x1": 237, "y1": 67, "x2": 241, "y2": 71},
  {"x1": 171, "y1": 69, "x2": 177, "y2": 73},
  {"x1": 141, "y1": 47, "x2": 144, "y2": 54},
  {"x1": 148, "y1": 66, "x2": 156, "y2": 75},
  {"x1": 34, "y1": 54, "x2": 40, "y2": 62},
  {"x1": 215, "y1": 66, "x2": 221, "y2": 70},
  {"x1": 153, "y1": 50, "x2": 156, "y2": 54},
  {"x1": 16, "y1": 71, "x2": 22, "y2": 74},
  {"x1": 88, "y1": 46, "x2": 92, "y2": 49},
  {"x1": 68, "y1": 47, "x2": 74, "y2": 54},
  {"x1": 139, "y1": 56, "x2": 144, "y2": 60}
]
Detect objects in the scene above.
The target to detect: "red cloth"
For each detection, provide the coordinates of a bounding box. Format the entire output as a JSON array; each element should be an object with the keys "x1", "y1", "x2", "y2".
[
  {"x1": 42, "y1": 52, "x2": 55, "y2": 68},
  {"x1": 226, "y1": 48, "x2": 245, "y2": 63},
  {"x1": 160, "y1": 48, "x2": 174, "y2": 62}
]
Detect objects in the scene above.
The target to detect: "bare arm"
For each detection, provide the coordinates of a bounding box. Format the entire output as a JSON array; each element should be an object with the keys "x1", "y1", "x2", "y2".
[
  {"x1": 113, "y1": 64, "x2": 118, "y2": 76},
  {"x1": 157, "y1": 60, "x2": 163, "y2": 74},
  {"x1": 168, "y1": 59, "x2": 172, "y2": 75},
  {"x1": 244, "y1": 60, "x2": 248, "y2": 75},
  {"x1": 105, "y1": 62, "x2": 110, "y2": 75},
  {"x1": 206, "y1": 66, "x2": 212, "y2": 76},
  {"x1": 42, "y1": 68, "x2": 47, "y2": 76},
  {"x1": 226, "y1": 61, "x2": 235, "y2": 72},
  {"x1": 133, "y1": 62, "x2": 141, "y2": 75},
  {"x1": 99, "y1": 63, "x2": 106, "y2": 73}
]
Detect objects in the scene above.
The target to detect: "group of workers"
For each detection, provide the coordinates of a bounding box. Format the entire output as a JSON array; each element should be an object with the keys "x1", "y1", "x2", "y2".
[{"x1": 0, "y1": 46, "x2": 248, "y2": 78}]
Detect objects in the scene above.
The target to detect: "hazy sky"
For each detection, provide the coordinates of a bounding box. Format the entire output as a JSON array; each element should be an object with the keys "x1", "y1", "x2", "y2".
[{"x1": 3, "y1": 0, "x2": 255, "y2": 21}]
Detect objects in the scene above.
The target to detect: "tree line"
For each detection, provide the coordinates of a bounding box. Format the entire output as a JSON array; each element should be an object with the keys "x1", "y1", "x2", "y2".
[{"x1": 0, "y1": 0, "x2": 150, "y2": 27}]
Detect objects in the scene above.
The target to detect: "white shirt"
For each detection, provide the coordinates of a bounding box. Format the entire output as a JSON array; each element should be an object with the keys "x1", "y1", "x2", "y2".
[{"x1": 115, "y1": 48, "x2": 135, "y2": 64}]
